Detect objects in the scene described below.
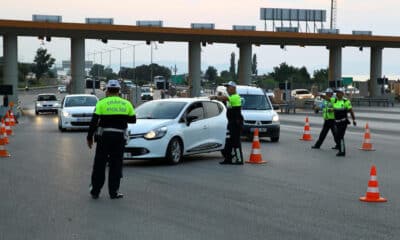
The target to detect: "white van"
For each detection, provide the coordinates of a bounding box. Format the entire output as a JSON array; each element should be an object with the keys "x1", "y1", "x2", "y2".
[{"x1": 216, "y1": 85, "x2": 280, "y2": 142}]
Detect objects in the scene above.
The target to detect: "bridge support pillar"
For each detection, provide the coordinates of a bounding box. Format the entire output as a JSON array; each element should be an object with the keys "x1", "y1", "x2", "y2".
[
  {"x1": 3, "y1": 33, "x2": 18, "y2": 105},
  {"x1": 328, "y1": 46, "x2": 342, "y2": 88},
  {"x1": 238, "y1": 43, "x2": 252, "y2": 85},
  {"x1": 188, "y1": 41, "x2": 201, "y2": 97},
  {"x1": 71, "y1": 37, "x2": 85, "y2": 94},
  {"x1": 370, "y1": 47, "x2": 383, "y2": 97}
]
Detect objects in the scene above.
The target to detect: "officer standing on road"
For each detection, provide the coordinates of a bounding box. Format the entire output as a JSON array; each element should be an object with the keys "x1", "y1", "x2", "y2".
[
  {"x1": 210, "y1": 81, "x2": 244, "y2": 165},
  {"x1": 312, "y1": 88, "x2": 339, "y2": 149},
  {"x1": 87, "y1": 80, "x2": 136, "y2": 199},
  {"x1": 325, "y1": 87, "x2": 356, "y2": 157}
]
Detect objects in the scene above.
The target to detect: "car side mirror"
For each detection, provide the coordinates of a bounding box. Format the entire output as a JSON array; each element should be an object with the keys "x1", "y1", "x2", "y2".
[{"x1": 186, "y1": 115, "x2": 198, "y2": 126}]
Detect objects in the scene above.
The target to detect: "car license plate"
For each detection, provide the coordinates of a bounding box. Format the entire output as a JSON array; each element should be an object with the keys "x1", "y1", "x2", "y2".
[
  {"x1": 76, "y1": 118, "x2": 89, "y2": 122},
  {"x1": 251, "y1": 128, "x2": 267, "y2": 133},
  {"x1": 123, "y1": 152, "x2": 131, "y2": 158}
]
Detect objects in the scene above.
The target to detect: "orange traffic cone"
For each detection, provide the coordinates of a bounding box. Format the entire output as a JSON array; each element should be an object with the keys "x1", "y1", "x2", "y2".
[
  {"x1": 360, "y1": 123, "x2": 375, "y2": 151},
  {"x1": 360, "y1": 165, "x2": 387, "y2": 202},
  {"x1": 4, "y1": 112, "x2": 13, "y2": 136},
  {"x1": 300, "y1": 116, "x2": 312, "y2": 141},
  {"x1": 8, "y1": 110, "x2": 16, "y2": 126},
  {"x1": 1, "y1": 119, "x2": 9, "y2": 145},
  {"x1": 0, "y1": 125, "x2": 10, "y2": 157},
  {"x1": 246, "y1": 128, "x2": 267, "y2": 164}
]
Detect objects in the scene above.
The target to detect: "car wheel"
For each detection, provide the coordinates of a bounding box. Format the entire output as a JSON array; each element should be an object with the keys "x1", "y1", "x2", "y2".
[
  {"x1": 314, "y1": 109, "x2": 319, "y2": 114},
  {"x1": 271, "y1": 137, "x2": 279, "y2": 142},
  {"x1": 166, "y1": 137, "x2": 182, "y2": 164},
  {"x1": 58, "y1": 119, "x2": 66, "y2": 132},
  {"x1": 35, "y1": 110, "x2": 39, "y2": 115}
]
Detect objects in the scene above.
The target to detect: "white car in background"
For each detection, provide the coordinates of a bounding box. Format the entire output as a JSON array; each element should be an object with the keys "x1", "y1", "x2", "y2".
[
  {"x1": 124, "y1": 98, "x2": 227, "y2": 164},
  {"x1": 35, "y1": 93, "x2": 60, "y2": 115},
  {"x1": 58, "y1": 94, "x2": 98, "y2": 132},
  {"x1": 291, "y1": 89, "x2": 314, "y2": 100}
]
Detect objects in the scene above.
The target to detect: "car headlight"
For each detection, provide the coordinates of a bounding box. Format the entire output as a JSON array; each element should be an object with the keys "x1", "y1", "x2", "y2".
[
  {"x1": 144, "y1": 126, "x2": 167, "y2": 140},
  {"x1": 54, "y1": 103, "x2": 60, "y2": 107},
  {"x1": 36, "y1": 103, "x2": 42, "y2": 107},
  {"x1": 272, "y1": 114, "x2": 279, "y2": 122},
  {"x1": 63, "y1": 111, "x2": 70, "y2": 117}
]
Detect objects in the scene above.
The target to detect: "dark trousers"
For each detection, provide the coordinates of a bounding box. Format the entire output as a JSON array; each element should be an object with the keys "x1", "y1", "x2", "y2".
[
  {"x1": 335, "y1": 121, "x2": 348, "y2": 154},
  {"x1": 222, "y1": 121, "x2": 243, "y2": 163},
  {"x1": 91, "y1": 132, "x2": 125, "y2": 196},
  {"x1": 314, "y1": 119, "x2": 338, "y2": 148}
]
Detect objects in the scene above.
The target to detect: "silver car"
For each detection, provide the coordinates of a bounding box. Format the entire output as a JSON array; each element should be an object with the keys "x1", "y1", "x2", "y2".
[{"x1": 35, "y1": 93, "x2": 60, "y2": 115}]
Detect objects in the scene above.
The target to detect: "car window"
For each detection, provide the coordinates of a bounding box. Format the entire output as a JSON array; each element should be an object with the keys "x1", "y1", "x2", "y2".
[
  {"x1": 186, "y1": 102, "x2": 204, "y2": 121},
  {"x1": 64, "y1": 96, "x2": 97, "y2": 107},
  {"x1": 38, "y1": 95, "x2": 57, "y2": 101},
  {"x1": 204, "y1": 101, "x2": 222, "y2": 118},
  {"x1": 136, "y1": 101, "x2": 186, "y2": 119},
  {"x1": 241, "y1": 94, "x2": 271, "y2": 110},
  {"x1": 296, "y1": 90, "x2": 310, "y2": 95}
]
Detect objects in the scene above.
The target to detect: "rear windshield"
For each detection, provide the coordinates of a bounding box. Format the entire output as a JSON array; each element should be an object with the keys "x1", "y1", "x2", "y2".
[
  {"x1": 241, "y1": 94, "x2": 272, "y2": 110},
  {"x1": 38, "y1": 95, "x2": 57, "y2": 101},
  {"x1": 296, "y1": 90, "x2": 310, "y2": 95},
  {"x1": 64, "y1": 96, "x2": 97, "y2": 107}
]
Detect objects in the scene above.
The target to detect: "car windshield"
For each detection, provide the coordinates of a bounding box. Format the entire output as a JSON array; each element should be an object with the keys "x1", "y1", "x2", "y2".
[
  {"x1": 64, "y1": 96, "x2": 97, "y2": 107},
  {"x1": 136, "y1": 101, "x2": 186, "y2": 119},
  {"x1": 241, "y1": 94, "x2": 271, "y2": 110},
  {"x1": 38, "y1": 95, "x2": 57, "y2": 101}
]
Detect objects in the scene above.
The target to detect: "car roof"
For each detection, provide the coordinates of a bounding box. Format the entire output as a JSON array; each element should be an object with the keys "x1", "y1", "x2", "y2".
[
  {"x1": 38, "y1": 93, "x2": 57, "y2": 96},
  {"x1": 149, "y1": 98, "x2": 213, "y2": 104},
  {"x1": 65, "y1": 94, "x2": 98, "y2": 98}
]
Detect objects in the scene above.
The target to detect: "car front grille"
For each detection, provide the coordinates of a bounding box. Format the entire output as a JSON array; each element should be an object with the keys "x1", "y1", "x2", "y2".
[{"x1": 71, "y1": 122, "x2": 91, "y2": 126}]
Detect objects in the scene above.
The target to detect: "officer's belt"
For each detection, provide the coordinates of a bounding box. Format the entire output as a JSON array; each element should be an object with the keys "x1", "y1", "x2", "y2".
[
  {"x1": 335, "y1": 118, "x2": 347, "y2": 123},
  {"x1": 101, "y1": 127, "x2": 126, "y2": 133}
]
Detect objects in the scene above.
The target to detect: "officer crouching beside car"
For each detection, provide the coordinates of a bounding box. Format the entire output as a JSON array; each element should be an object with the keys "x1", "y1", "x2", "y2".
[
  {"x1": 87, "y1": 80, "x2": 136, "y2": 199},
  {"x1": 210, "y1": 81, "x2": 244, "y2": 165}
]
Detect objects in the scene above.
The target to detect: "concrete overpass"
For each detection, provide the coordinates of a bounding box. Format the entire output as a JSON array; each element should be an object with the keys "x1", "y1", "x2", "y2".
[{"x1": 2, "y1": 19, "x2": 400, "y2": 102}]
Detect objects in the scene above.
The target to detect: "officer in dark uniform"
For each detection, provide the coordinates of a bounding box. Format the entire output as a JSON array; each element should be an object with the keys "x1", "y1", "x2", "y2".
[
  {"x1": 87, "y1": 80, "x2": 136, "y2": 199},
  {"x1": 210, "y1": 81, "x2": 244, "y2": 165},
  {"x1": 312, "y1": 88, "x2": 339, "y2": 149},
  {"x1": 327, "y1": 88, "x2": 356, "y2": 157}
]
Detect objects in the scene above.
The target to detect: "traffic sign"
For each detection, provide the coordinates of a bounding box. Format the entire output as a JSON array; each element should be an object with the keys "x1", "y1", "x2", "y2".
[{"x1": 342, "y1": 77, "x2": 353, "y2": 85}]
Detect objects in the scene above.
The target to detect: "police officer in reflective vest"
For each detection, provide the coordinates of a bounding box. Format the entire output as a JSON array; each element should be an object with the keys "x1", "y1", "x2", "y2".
[
  {"x1": 87, "y1": 80, "x2": 136, "y2": 199},
  {"x1": 331, "y1": 88, "x2": 356, "y2": 157},
  {"x1": 210, "y1": 81, "x2": 244, "y2": 165},
  {"x1": 312, "y1": 88, "x2": 339, "y2": 149}
]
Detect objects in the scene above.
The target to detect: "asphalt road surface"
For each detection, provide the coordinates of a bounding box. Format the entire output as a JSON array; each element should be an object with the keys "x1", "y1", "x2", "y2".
[{"x1": 1, "y1": 89, "x2": 400, "y2": 240}]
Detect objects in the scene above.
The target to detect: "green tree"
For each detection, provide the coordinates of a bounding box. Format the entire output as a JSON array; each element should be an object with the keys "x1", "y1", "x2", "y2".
[
  {"x1": 104, "y1": 67, "x2": 118, "y2": 80},
  {"x1": 89, "y1": 64, "x2": 105, "y2": 78},
  {"x1": 251, "y1": 54, "x2": 258, "y2": 76},
  {"x1": 313, "y1": 68, "x2": 329, "y2": 89},
  {"x1": 32, "y1": 48, "x2": 55, "y2": 81},
  {"x1": 205, "y1": 66, "x2": 218, "y2": 84},
  {"x1": 229, "y1": 52, "x2": 236, "y2": 79}
]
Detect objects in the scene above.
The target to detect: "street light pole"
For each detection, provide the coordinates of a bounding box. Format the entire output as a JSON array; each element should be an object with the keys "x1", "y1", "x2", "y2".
[
  {"x1": 111, "y1": 46, "x2": 123, "y2": 79},
  {"x1": 124, "y1": 42, "x2": 144, "y2": 105}
]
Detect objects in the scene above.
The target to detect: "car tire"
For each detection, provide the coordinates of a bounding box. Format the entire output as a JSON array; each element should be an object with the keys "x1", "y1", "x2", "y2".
[
  {"x1": 271, "y1": 137, "x2": 279, "y2": 142},
  {"x1": 166, "y1": 137, "x2": 182, "y2": 164},
  {"x1": 58, "y1": 119, "x2": 66, "y2": 132},
  {"x1": 35, "y1": 110, "x2": 39, "y2": 115},
  {"x1": 314, "y1": 109, "x2": 319, "y2": 114}
]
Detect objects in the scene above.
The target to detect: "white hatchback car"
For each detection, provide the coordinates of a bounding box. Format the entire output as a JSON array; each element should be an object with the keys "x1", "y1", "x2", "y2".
[
  {"x1": 124, "y1": 98, "x2": 227, "y2": 164},
  {"x1": 58, "y1": 94, "x2": 98, "y2": 132}
]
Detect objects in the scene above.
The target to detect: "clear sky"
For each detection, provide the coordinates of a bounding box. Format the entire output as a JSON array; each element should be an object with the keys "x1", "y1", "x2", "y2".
[{"x1": 1, "y1": 0, "x2": 400, "y2": 79}]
